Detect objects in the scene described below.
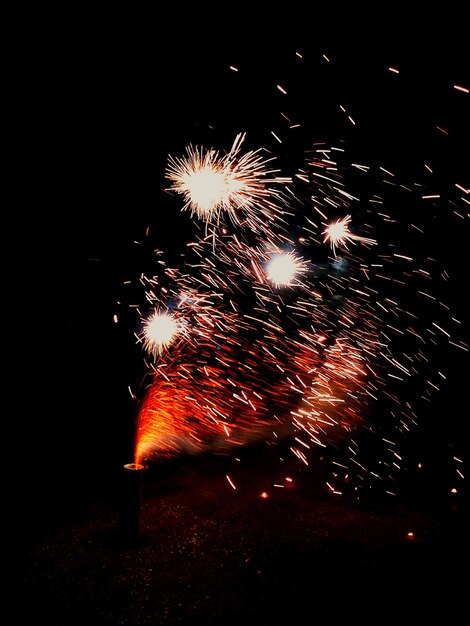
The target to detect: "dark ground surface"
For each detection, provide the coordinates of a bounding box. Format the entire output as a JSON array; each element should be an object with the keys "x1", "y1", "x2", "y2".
[{"x1": 8, "y1": 445, "x2": 467, "y2": 625}]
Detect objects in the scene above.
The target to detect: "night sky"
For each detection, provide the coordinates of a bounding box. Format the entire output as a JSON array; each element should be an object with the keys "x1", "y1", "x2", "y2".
[{"x1": 17, "y1": 14, "x2": 468, "y2": 532}]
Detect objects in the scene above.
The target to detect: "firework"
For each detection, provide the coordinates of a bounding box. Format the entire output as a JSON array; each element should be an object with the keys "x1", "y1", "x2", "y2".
[
  {"x1": 166, "y1": 132, "x2": 287, "y2": 233},
  {"x1": 120, "y1": 47, "x2": 467, "y2": 500}
]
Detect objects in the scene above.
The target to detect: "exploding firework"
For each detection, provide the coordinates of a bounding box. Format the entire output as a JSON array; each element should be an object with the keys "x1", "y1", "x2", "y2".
[
  {"x1": 119, "y1": 46, "x2": 467, "y2": 499},
  {"x1": 166, "y1": 132, "x2": 287, "y2": 233}
]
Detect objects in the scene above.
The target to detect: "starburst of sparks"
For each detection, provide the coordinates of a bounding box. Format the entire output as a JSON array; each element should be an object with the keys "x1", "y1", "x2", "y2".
[
  {"x1": 322, "y1": 215, "x2": 377, "y2": 257},
  {"x1": 265, "y1": 251, "x2": 308, "y2": 287},
  {"x1": 119, "y1": 48, "x2": 467, "y2": 499},
  {"x1": 142, "y1": 310, "x2": 181, "y2": 357},
  {"x1": 166, "y1": 132, "x2": 286, "y2": 231}
]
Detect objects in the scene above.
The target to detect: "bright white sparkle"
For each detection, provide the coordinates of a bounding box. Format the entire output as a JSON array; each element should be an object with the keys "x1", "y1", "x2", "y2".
[
  {"x1": 166, "y1": 133, "x2": 280, "y2": 226},
  {"x1": 266, "y1": 251, "x2": 306, "y2": 287},
  {"x1": 143, "y1": 311, "x2": 180, "y2": 356}
]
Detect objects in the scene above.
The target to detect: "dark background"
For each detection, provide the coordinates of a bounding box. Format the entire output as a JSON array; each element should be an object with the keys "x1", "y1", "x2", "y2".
[{"x1": 14, "y1": 12, "x2": 468, "y2": 533}]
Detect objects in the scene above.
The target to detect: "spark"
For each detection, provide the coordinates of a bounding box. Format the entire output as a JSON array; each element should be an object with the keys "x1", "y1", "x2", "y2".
[
  {"x1": 226, "y1": 475, "x2": 237, "y2": 490},
  {"x1": 322, "y1": 215, "x2": 377, "y2": 256}
]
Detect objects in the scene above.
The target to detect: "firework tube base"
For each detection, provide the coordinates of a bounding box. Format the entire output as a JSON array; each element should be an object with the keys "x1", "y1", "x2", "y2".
[{"x1": 119, "y1": 463, "x2": 145, "y2": 542}]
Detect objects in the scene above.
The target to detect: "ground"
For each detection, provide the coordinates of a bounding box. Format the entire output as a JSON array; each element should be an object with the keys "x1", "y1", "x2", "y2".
[{"x1": 8, "y1": 446, "x2": 466, "y2": 625}]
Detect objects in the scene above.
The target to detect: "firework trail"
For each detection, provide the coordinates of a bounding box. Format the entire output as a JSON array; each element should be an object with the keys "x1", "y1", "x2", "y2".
[{"x1": 120, "y1": 49, "x2": 468, "y2": 496}]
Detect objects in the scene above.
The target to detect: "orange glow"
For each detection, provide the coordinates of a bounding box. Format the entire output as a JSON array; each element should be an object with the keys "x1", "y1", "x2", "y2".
[
  {"x1": 134, "y1": 326, "x2": 374, "y2": 465},
  {"x1": 260, "y1": 491, "x2": 269, "y2": 499},
  {"x1": 124, "y1": 463, "x2": 145, "y2": 471}
]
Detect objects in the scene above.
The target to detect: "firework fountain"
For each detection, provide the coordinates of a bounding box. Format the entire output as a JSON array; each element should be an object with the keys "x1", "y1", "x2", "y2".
[{"x1": 118, "y1": 51, "x2": 467, "y2": 529}]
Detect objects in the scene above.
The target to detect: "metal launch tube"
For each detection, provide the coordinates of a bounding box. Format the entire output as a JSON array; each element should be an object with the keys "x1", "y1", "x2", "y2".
[{"x1": 119, "y1": 463, "x2": 145, "y2": 540}]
